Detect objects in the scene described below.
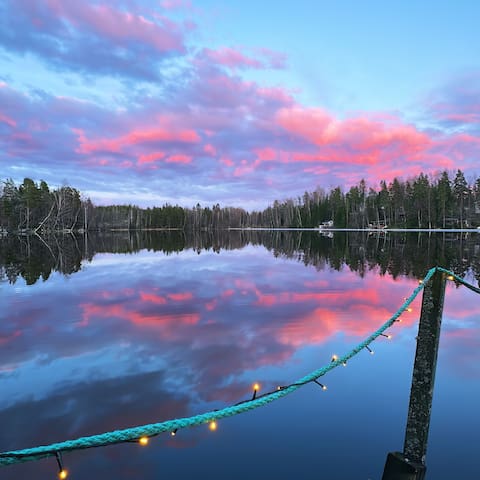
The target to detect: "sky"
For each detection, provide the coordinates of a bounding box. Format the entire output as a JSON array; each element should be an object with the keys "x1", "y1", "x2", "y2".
[{"x1": 1, "y1": 0, "x2": 480, "y2": 210}]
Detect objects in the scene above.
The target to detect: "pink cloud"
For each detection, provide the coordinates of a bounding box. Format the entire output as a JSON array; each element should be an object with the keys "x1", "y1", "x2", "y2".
[
  {"x1": 44, "y1": 0, "x2": 185, "y2": 53},
  {"x1": 255, "y1": 147, "x2": 276, "y2": 161},
  {"x1": 74, "y1": 127, "x2": 200, "y2": 154},
  {"x1": 139, "y1": 292, "x2": 167, "y2": 304},
  {"x1": 0, "y1": 112, "x2": 16, "y2": 128},
  {"x1": 220, "y1": 157, "x2": 234, "y2": 167},
  {"x1": 0, "y1": 329, "x2": 22, "y2": 346},
  {"x1": 276, "y1": 106, "x2": 431, "y2": 156},
  {"x1": 138, "y1": 151, "x2": 166, "y2": 164},
  {"x1": 166, "y1": 154, "x2": 192, "y2": 164},
  {"x1": 203, "y1": 47, "x2": 264, "y2": 69},
  {"x1": 168, "y1": 292, "x2": 194, "y2": 301},
  {"x1": 255, "y1": 47, "x2": 288, "y2": 69},
  {"x1": 201, "y1": 46, "x2": 287, "y2": 71},
  {"x1": 203, "y1": 143, "x2": 217, "y2": 156},
  {"x1": 161, "y1": 0, "x2": 193, "y2": 10}
]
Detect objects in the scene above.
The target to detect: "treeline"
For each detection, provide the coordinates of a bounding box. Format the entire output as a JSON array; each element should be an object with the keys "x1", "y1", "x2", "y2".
[
  {"x1": 251, "y1": 170, "x2": 480, "y2": 229},
  {"x1": 1, "y1": 169, "x2": 480, "y2": 232},
  {"x1": 0, "y1": 178, "x2": 249, "y2": 232}
]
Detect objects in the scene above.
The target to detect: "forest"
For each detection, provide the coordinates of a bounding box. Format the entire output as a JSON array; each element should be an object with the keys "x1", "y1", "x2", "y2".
[{"x1": 1, "y1": 169, "x2": 480, "y2": 233}]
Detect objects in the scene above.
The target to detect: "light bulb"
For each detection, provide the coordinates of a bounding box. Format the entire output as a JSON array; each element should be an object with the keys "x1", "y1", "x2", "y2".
[
  {"x1": 139, "y1": 436, "x2": 149, "y2": 446},
  {"x1": 209, "y1": 420, "x2": 217, "y2": 431},
  {"x1": 58, "y1": 470, "x2": 68, "y2": 480}
]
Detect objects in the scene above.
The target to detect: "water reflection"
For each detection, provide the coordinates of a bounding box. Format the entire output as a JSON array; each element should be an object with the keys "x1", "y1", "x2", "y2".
[
  {"x1": 0, "y1": 232, "x2": 479, "y2": 479},
  {"x1": 2, "y1": 230, "x2": 480, "y2": 285}
]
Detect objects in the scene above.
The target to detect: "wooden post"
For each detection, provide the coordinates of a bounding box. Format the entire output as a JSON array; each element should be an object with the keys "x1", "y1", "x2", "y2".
[{"x1": 382, "y1": 269, "x2": 447, "y2": 480}]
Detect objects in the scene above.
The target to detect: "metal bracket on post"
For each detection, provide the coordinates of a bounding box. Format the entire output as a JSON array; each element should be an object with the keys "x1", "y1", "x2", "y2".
[{"x1": 382, "y1": 268, "x2": 447, "y2": 480}]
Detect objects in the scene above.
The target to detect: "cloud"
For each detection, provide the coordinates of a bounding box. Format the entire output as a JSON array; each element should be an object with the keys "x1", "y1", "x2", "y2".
[
  {"x1": 0, "y1": 0, "x2": 187, "y2": 81},
  {"x1": 2, "y1": 2, "x2": 480, "y2": 209},
  {"x1": 200, "y1": 46, "x2": 287, "y2": 71},
  {"x1": 423, "y1": 73, "x2": 480, "y2": 132}
]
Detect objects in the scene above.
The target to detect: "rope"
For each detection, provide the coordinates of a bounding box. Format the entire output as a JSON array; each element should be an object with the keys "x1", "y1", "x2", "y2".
[{"x1": 0, "y1": 266, "x2": 476, "y2": 467}]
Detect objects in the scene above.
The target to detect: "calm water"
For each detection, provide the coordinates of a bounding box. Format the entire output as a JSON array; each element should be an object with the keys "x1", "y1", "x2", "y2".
[{"x1": 1, "y1": 231, "x2": 479, "y2": 479}]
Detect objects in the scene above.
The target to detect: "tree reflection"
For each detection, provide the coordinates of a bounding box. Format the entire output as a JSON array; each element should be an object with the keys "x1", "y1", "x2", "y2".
[{"x1": 1, "y1": 230, "x2": 480, "y2": 285}]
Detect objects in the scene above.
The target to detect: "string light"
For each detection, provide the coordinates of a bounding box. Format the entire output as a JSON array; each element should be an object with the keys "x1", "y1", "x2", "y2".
[
  {"x1": 418, "y1": 280, "x2": 423, "y2": 284},
  {"x1": 342, "y1": 361, "x2": 347, "y2": 367},
  {"x1": 171, "y1": 429, "x2": 178, "y2": 436},
  {"x1": 313, "y1": 380, "x2": 327, "y2": 390},
  {"x1": 9, "y1": 267, "x2": 475, "y2": 475},
  {"x1": 55, "y1": 452, "x2": 68, "y2": 480},
  {"x1": 252, "y1": 383, "x2": 260, "y2": 400},
  {"x1": 138, "y1": 436, "x2": 149, "y2": 446}
]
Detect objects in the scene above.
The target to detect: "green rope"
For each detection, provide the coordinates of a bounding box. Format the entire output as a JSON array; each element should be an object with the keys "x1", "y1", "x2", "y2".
[{"x1": 0, "y1": 266, "x2": 476, "y2": 467}]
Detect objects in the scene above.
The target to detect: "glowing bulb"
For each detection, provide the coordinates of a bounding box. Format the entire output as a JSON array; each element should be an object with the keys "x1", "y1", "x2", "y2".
[
  {"x1": 418, "y1": 280, "x2": 423, "y2": 284},
  {"x1": 58, "y1": 470, "x2": 68, "y2": 480},
  {"x1": 277, "y1": 386, "x2": 282, "y2": 391},
  {"x1": 253, "y1": 383, "x2": 260, "y2": 392},
  {"x1": 380, "y1": 333, "x2": 392, "y2": 339},
  {"x1": 313, "y1": 379, "x2": 327, "y2": 390},
  {"x1": 139, "y1": 436, "x2": 149, "y2": 446},
  {"x1": 342, "y1": 361, "x2": 347, "y2": 367},
  {"x1": 447, "y1": 275, "x2": 454, "y2": 281},
  {"x1": 171, "y1": 429, "x2": 177, "y2": 436},
  {"x1": 331, "y1": 354, "x2": 338, "y2": 362},
  {"x1": 365, "y1": 345, "x2": 374, "y2": 355},
  {"x1": 209, "y1": 420, "x2": 217, "y2": 431},
  {"x1": 407, "y1": 307, "x2": 412, "y2": 312}
]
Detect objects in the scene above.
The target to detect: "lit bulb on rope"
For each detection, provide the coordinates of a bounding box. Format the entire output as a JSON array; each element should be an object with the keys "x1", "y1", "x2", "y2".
[
  {"x1": 313, "y1": 379, "x2": 327, "y2": 390},
  {"x1": 447, "y1": 275, "x2": 455, "y2": 281},
  {"x1": 365, "y1": 345, "x2": 374, "y2": 355},
  {"x1": 55, "y1": 452, "x2": 68, "y2": 480},
  {"x1": 171, "y1": 429, "x2": 178, "y2": 437},
  {"x1": 418, "y1": 280, "x2": 423, "y2": 284},
  {"x1": 331, "y1": 354, "x2": 338, "y2": 362},
  {"x1": 252, "y1": 383, "x2": 260, "y2": 400},
  {"x1": 139, "y1": 436, "x2": 149, "y2": 446},
  {"x1": 209, "y1": 420, "x2": 217, "y2": 431},
  {"x1": 406, "y1": 307, "x2": 413, "y2": 312},
  {"x1": 342, "y1": 360, "x2": 347, "y2": 367},
  {"x1": 380, "y1": 333, "x2": 392, "y2": 339}
]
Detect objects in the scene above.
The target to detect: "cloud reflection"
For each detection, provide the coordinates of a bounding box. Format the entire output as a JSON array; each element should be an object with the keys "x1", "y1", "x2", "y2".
[{"x1": 1, "y1": 244, "x2": 479, "y2": 479}]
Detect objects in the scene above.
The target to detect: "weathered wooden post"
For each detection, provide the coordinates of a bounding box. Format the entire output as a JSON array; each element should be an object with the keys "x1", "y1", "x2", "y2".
[{"x1": 382, "y1": 268, "x2": 447, "y2": 480}]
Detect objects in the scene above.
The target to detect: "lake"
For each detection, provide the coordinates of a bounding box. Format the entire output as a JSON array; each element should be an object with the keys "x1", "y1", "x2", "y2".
[{"x1": 1, "y1": 230, "x2": 479, "y2": 479}]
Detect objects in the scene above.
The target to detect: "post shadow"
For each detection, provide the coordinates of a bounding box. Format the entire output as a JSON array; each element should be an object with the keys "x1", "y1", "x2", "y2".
[{"x1": 382, "y1": 269, "x2": 447, "y2": 480}]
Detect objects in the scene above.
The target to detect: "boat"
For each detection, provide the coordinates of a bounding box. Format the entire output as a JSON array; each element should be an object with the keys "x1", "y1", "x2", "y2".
[{"x1": 318, "y1": 220, "x2": 334, "y2": 229}]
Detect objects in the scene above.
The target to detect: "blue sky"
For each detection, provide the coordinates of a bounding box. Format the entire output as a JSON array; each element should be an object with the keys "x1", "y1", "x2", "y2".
[{"x1": 1, "y1": 0, "x2": 480, "y2": 209}]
